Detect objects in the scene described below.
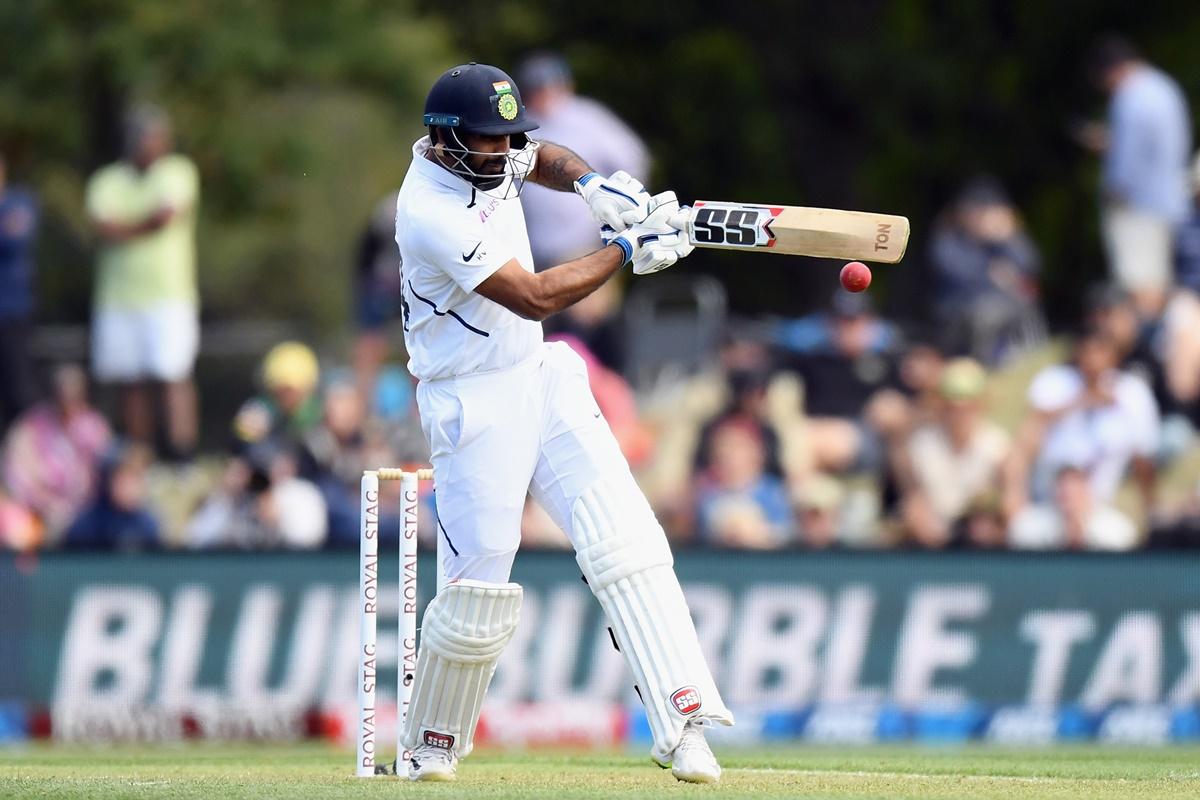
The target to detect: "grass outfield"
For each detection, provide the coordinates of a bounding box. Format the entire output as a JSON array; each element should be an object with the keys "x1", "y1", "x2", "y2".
[{"x1": 3, "y1": 743, "x2": 1200, "y2": 799}]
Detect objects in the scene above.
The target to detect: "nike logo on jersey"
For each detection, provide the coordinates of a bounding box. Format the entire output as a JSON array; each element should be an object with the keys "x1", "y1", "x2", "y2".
[{"x1": 462, "y1": 242, "x2": 482, "y2": 262}]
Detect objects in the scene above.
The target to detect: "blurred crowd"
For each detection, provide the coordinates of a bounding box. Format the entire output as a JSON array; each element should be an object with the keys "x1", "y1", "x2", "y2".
[{"x1": 3, "y1": 42, "x2": 1200, "y2": 554}]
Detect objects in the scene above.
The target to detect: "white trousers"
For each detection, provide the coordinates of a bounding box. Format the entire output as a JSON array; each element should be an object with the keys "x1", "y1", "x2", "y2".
[
  {"x1": 417, "y1": 341, "x2": 733, "y2": 758},
  {"x1": 418, "y1": 341, "x2": 626, "y2": 581}
]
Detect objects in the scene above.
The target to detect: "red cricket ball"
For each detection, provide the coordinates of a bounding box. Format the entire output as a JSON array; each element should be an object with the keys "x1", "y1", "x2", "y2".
[{"x1": 840, "y1": 261, "x2": 872, "y2": 293}]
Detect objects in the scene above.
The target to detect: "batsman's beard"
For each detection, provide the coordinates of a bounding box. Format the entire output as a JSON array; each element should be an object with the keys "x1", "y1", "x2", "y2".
[{"x1": 437, "y1": 130, "x2": 539, "y2": 199}]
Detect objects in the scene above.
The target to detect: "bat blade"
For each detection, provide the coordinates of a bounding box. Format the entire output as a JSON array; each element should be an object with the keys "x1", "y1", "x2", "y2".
[{"x1": 685, "y1": 201, "x2": 909, "y2": 264}]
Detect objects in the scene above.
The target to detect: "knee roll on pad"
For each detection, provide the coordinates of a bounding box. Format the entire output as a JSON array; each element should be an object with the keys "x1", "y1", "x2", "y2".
[
  {"x1": 401, "y1": 579, "x2": 522, "y2": 758},
  {"x1": 572, "y1": 480, "x2": 732, "y2": 763},
  {"x1": 573, "y1": 480, "x2": 672, "y2": 589}
]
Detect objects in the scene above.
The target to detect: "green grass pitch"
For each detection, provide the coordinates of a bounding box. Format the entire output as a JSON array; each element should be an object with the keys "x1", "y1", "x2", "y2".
[{"x1": 4, "y1": 743, "x2": 1200, "y2": 799}]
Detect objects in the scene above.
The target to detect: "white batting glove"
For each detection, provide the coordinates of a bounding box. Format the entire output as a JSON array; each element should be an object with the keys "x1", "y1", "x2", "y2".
[
  {"x1": 607, "y1": 191, "x2": 695, "y2": 275},
  {"x1": 575, "y1": 170, "x2": 653, "y2": 231}
]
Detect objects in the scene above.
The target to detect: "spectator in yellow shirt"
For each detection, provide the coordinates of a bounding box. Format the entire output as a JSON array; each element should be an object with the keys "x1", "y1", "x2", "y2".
[{"x1": 85, "y1": 105, "x2": 200, "y2": 459}]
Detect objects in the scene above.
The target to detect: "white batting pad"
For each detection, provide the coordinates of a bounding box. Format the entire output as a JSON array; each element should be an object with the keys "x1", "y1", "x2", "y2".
[
  {"x1": 573, "y1": 480, "x2": 733, "y2": 762},
  {"x1": 401, "y1": 579, "x2": 522, "y2": 759}
]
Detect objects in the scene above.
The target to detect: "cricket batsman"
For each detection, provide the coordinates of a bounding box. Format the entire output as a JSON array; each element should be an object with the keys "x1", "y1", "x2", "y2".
[{"x1": 395, "y1": 62, "x2": 733, "y2": 782}]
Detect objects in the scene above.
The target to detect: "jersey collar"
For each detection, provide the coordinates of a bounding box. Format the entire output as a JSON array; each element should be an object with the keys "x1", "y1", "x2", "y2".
[{"x1": 411, "y1": 136, "x2": 473, "y2": 195}]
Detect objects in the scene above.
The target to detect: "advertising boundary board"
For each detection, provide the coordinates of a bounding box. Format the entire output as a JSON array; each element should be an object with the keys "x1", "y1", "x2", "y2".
[{"x1": 2, "y1": 550, "x2": 1198, "y2": 745}]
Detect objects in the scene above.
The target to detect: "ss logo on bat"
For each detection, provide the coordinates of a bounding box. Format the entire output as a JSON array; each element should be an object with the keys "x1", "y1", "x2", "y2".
[{"x1": 691, "y1": 205, "x2": 769, "y2": 247}]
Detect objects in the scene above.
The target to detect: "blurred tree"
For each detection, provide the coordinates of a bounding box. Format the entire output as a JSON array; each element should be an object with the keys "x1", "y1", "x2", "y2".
[
  {"x1": 1, "y1": 0, "x2": 1198, "y2": 333},
  {"x1": 0, "y1": 0, "x2": 458, "y2": 332},
  {"x1": 427, "y1": 0, "x2": 1200, "y2": 326}
]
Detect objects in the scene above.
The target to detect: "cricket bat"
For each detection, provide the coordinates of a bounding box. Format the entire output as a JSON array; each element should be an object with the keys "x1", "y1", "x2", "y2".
[{"x1": 683, "y1": 201, "x2": 909, "y2": 264}]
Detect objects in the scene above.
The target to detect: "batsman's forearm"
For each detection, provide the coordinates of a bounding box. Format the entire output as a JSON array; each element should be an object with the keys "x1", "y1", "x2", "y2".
[
  {"x1": 529, "y1": 141, "x2": 592, "y2": 192},
  {"x1": 530, "y1": 245, "x2": 625, "y2": 318}
]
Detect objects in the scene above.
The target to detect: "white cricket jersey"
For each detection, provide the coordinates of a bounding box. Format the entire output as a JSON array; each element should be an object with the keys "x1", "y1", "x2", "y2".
[{"x1": 395, "y1": 137, "x2": 542, "y2": 381}]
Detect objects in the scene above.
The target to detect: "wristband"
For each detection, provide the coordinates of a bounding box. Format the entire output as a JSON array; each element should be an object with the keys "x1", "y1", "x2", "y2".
[
  {"x1": 610, "y1": 236, "x2": 634, "y2": 265},
  {"x1": 575, "y1": 171, "x2": 600, "y2": 190}
]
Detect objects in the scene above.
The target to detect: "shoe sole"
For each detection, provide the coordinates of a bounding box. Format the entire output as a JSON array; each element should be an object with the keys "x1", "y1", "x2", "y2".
[
  {"x1": 408, "y1": 771, "x2": 457, "y2": 782},
  {"x1": 673, "y1": 767, "x2": 720, "y2": 784}
]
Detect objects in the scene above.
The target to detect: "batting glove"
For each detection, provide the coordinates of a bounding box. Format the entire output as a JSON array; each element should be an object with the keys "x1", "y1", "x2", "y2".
[
  {"x1": 607, "y1": 191, "x2": 695, "y2": 275},
  {"x1": 575, "y1": 169, "x2": 653, "y2": 231}
]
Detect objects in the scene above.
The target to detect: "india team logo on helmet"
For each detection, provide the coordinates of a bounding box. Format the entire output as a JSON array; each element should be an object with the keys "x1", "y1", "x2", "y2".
[
  {"x1": 497, "y1": 94, "x2": 519, "y2": 121},
  {"x1": 670, "y1": 686, "x2": 702, "y2": 716},
  {"x1": 495, "y1": 81, "x2": 519, "y2": 121}
]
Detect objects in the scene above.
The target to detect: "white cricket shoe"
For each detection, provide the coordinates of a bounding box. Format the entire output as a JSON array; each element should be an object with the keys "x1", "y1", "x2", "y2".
[
  {"x1": 407, "y1": 744, "x2": 458, "y2": 782},
  {"x1": 667, "y1": 721, "x2": 721, "y2": 784}
]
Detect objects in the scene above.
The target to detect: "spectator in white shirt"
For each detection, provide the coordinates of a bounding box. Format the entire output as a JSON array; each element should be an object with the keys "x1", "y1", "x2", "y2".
[
  {"x1": 1009, "y1": 465, "x2": 1139, "y2": 551},
  {"x1": 1005, "y1": 327, "x2": 1159, "y2": 521}
]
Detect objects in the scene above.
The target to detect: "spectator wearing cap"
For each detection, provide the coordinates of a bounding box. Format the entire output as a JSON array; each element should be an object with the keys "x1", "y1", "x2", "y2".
[
  {"x1": 900, "y1": 358, "x2": 1011, "y2": 549},
  {"x1": 232, "y1": 341, "x2": 323, "y2": 453},
  {"x1": 85, "y1": 104, "x2": 200, "y2": 459},
  {"x1": 693, "y1": 417, "x2": 793, "y2": 549},
  {"x1": 927, "y1": 176, "x2": 1044, "y2": 364},
  {"x1": 1005, "y1": 327, "x2": 1159, "y2": 522},
  {"x1": 1, "y1": 364, "x2": 112, "y2": 540},
  {"x1": 0, "y1": 151, "x2": 40, "y2": 432},
  {"x1": 1009, "y1": 465, "x2": 1138, "y2": 551},
  {"x1": 1084, "y1": 37, "x2": 1192, "y2": 318}
]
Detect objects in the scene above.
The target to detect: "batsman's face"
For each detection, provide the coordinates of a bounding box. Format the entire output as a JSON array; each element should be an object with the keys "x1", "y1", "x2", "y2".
[{"x1": 459, "y1": 132, "x2": 510, "y2": 175}]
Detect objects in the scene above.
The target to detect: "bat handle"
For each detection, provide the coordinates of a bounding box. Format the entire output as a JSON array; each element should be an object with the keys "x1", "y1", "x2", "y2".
[{"x1": 671, "y1": 204, "x2": 695, "y2": 234}]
